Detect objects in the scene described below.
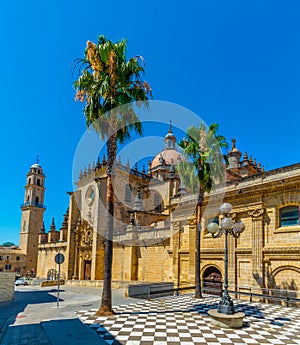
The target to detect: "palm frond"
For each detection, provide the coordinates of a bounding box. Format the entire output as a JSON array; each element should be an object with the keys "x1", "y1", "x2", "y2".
[{"x1": 178, "y1": 123, "x2": 228, "y2": 194}]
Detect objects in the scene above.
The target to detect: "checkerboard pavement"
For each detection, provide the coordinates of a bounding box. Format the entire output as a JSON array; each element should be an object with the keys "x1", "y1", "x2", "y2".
[{"x1": 77, "y1": 294, "x2": 300, "y2": 345}]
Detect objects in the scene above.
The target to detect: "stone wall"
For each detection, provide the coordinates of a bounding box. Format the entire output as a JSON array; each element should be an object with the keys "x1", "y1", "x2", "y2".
[{"x1": 0, "y1": 273, "x2": 15, "y2": 302}]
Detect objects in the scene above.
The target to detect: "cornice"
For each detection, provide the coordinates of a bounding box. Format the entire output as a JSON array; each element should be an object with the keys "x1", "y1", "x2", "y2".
[
  {"x1": 263, "y1": 247, "x2": 300, "y2": 254},
  {"x1": 235, "y1": 248, "x2": 252, "y2": 254},
  {"x1": 201, "y1": 248, "x2": 225, "y2": 254}
]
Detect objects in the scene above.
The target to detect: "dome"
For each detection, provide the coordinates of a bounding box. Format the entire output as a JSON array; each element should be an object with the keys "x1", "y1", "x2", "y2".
[
  {"x1": 165, "y1": 131, "x2": 176, "y2": 141},
  {"x1": 31, "y1": 163, "x2": 42, "y2": 169},
  {"x1": 151, "y1": 149, "x2": 184, "y2": 169},
  {"x1": 150, "y1": 120, "x2": 185, "y2": 170}
]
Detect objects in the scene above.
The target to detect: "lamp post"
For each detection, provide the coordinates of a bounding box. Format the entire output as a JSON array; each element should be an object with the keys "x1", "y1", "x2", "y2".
[{"x1": 207, "y1": 202, "x2": 245, "y2": 315}]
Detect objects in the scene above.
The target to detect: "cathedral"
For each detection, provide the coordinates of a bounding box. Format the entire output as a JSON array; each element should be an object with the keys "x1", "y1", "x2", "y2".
[{"x1": 19, "y1": 124, "x2": 300, "y2": 295}]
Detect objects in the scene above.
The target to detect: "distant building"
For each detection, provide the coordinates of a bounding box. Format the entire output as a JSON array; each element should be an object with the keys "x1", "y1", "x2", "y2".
[
  {"x1": 20, "y1": 125, "x2": 300, "y2": 293},
  {"x1": 0, "y1": 246, "x2": 26, "y2": 276}
]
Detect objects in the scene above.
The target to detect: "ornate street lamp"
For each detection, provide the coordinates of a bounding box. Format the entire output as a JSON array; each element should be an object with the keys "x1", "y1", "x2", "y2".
[{"x1": 207, "y1": 202, "x2": 245, "y2": 315}]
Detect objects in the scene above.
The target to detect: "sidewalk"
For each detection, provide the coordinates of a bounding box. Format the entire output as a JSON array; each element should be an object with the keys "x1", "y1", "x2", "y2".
[
  {"x1": 0, "y1": 285, "x2": 141, "y2": 345},
  {"x1": 1, "y1": 286, "x2": 300, "y2": 345},
  {"x1": 78, "y1": 294, "x2": 300, "y2": 345}
]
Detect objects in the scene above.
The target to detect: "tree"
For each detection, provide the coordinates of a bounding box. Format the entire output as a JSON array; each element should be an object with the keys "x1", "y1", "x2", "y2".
[
  {"x1": 73, "y1": 35, "x2": 152, "y2": 315},
  {"x1": 1, "y1": 242, "x2": 15, "y2": 247},
  {"x1": 178, "y1": 123, "x2": 228, "y2": 298}
]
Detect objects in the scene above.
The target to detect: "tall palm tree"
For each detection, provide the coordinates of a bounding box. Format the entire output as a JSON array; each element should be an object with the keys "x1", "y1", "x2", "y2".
[
  {"x1": 73, "y1": 35, "x2": 152, "y2": 315},
  {"x1": 178, "y1": 123, "x2": 228, "y2": 298}
]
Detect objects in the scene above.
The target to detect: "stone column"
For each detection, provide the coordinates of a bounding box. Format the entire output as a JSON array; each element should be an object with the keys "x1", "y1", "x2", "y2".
[
  {"x1": 248, "y1": 208, "x2": 265, "y2": 289},
  {"x1": 172, "y1": 221, "x2": 181, "y2": 288},
  {"x1": 72, "y1": 234, "x2": 79, "y2": 279},
  {"x1": 188, "y1": 217, "x2": 196, "y2": 284}
]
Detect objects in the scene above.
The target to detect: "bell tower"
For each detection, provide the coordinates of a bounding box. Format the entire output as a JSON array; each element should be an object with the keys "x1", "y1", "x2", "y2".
[{"x1": 20, "y1": 157, "x2": 46, "y2": 275}]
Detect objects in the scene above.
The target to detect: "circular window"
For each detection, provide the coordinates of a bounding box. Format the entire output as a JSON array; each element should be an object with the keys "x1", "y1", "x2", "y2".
[{"x1": 85, "y1": 186, "x2": 95, "y2": 206}]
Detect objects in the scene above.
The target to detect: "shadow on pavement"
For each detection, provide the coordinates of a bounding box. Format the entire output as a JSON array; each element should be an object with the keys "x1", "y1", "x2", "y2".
[
  {"x1": 41, "y1": 318, "x2": 108, "y2": 345},
  {"x1": 0, "y1": 289, "x2": 62, "y2": 336},
  {"x1": 1, "y1": 318, "x2": 109, "y2": 345}
]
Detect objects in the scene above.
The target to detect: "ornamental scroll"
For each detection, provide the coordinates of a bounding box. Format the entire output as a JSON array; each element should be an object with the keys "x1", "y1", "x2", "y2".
[{"x1": 248, "y1": 208, "x2": 266, "y2": 219}]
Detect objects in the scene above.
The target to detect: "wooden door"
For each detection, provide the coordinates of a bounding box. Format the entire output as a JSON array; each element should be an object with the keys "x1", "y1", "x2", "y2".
[{"x1": 84, "y1": 260, "x2": 91, "y2": 280}]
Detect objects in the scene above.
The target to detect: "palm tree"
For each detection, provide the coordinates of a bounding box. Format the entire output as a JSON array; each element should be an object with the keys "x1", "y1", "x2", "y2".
[
  {"x1": 73, "y1": 35, "x2": 152, "y2": 315},
  {"x1": 178, "y1": 123, "x2": 228, "y2": 298}
]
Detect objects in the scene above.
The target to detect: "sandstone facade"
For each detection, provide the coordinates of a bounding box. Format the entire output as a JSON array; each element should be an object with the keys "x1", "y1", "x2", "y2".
[{"x1": 20, "y1": 127, "x2": 299, "y2": 296}]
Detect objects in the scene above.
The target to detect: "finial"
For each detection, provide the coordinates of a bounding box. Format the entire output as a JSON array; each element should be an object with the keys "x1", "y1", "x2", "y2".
[
  {"x1": 36, "y1": 154, "x2": 40, "y2": 164},
  {"x1": 134, "y1": 162, "x2": 138, "y2": 171},
  {"x1": 39, "y1": 222, "x2": 46, "y2": 234},
  {"x1": 249, "y1": 155, "x2": 253, "y2": 164},
  {"x1": 133, "y1": 189, "x2": 143, "y2": 211},
  {"x1": 142, "y1": 165, "x2": 145, "y2": 174},
  {"x1": 62, "y1": 212, "x2": 68, "y2": 228},
  {"x1": 50, "y1": 218, "x2": 56, "y2": 231},
  {"x1": 168, "y1": 120, "x2": 173, "y2": 133},
  {"x1": 253, "y1": 158, "x2": 257, "y2": 167},
  {"x1": 159, "y1": 153, "x2": 164, "y2": 164},
  {"x1": 102, "y1": 155, "x2": 107, "y2": 164},
  {"x1": 243, "y1": 152, "x2": 248, "y2": 160},
  {"x1": 96, "y1": 157, "x2": 101, "y2": 169},
  {"x1": 126, "y1": 158, "x2": 130, "y2": 168},
  {"x1": 231, "y1": 138, "x2": 236, "y2": 150},
  {"x1": 169, "y1": 161, "x2": 175, "y2": 178},
  {"x1": 118, "y1": 156, "x2": 121, "y2": 164}
]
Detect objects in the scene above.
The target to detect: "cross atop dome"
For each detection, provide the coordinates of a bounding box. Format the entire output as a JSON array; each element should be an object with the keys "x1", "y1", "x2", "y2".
[
  {"x1": 231, "y1": 138, "x2": 236, "y2": 150},
  {"x1": 168, "y1": 120, "x2": 173, "y2": 133}
]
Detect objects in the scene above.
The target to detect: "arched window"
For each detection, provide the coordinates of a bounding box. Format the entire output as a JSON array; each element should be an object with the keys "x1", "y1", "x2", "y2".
[
  {"x1": 28, "y1": 178, "x2": 31, "y2": 185},
  {"x1": 37, "y1": 179, "x2": 40, "y2": 186},
  {"x1": 35, "y1": 196, "x2": 39, "y2": 205},
  {"x1": 280, "y1": 206, "x2": 299, "y2": 227},
  {"x1": 125, "y1": 184, "x2": 132, "y2": 203}
]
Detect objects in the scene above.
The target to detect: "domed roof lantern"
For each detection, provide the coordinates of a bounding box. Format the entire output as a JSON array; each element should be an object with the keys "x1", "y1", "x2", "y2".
[
  {"x1": 150, "y1": 120, "x2": 185, "y2": 170},
  {"x1": 30, "y1": 155, "x2": 43, "y2": 173},
  {"x1": 164, "y1": 120, "x2": 176, "y2": 149},
  {"x1": 227, "y1": 138, "x2": 242, "y2": 170}
]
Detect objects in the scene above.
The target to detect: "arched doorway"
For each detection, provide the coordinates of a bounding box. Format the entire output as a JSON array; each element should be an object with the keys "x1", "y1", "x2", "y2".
[
  {"x1": 84, "y1": 260, "x2": 91, "y2": 280},
  {"x1": 203, "y1": 266, "x2": 222, "y2": 296},
  {"x1": 47, "y1": 269, "x2": 57, "y2": 280}
]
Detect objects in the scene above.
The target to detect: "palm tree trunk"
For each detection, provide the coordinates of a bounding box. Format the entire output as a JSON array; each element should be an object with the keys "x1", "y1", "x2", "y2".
[
  {"x1": 95, "y1": 133, "x2": 116, "y2": 316},
  {"x1": 195, "y1": 190, "x2": 203, "y2": 298}
]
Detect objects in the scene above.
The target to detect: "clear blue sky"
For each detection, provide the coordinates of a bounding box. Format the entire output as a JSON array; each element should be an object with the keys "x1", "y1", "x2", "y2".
[{"x1": 1, "y1": 0, "x2": 299, "y2": 245}]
